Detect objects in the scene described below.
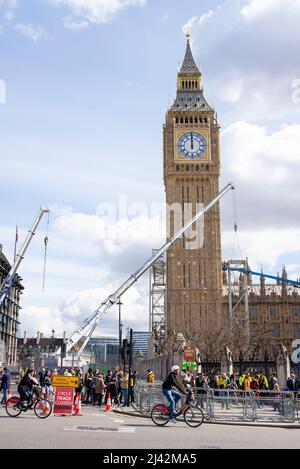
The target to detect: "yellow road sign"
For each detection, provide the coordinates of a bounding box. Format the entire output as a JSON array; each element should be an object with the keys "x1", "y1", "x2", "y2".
[{"x1": 52, "y1": 376, "x2": 79, "y2": 388}]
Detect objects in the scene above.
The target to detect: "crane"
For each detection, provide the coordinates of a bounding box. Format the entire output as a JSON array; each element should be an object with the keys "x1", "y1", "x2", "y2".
[
  {"x1": 0, "y1": 207, "x2": 50, "y2": 307},
  {"x1": 64, "y1": 182, "x2": 235, "y2": 361}
]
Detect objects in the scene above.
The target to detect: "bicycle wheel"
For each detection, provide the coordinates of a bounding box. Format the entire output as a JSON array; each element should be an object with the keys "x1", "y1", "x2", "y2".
[
  {"x1": 5, "y1": 397, "x2": 22, "y2": 417},
  {"x1": 184, "y1": 405, "x2": 204, "y2": 428},
  {"x1": 34, "y1": 399, "x2": 52, "y2": 419},
  {"x1": 151, "y1": 404, "x2": 169, "y2": 426}
]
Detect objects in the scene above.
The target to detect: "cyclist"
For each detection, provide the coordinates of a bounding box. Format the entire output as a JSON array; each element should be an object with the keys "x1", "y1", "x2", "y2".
[
  {"x1": 17, "y1": 368, "x2": 41, "y2": 408},
  {"x1": 162, "y1": 365, "x2": 186, "y2": 423}
]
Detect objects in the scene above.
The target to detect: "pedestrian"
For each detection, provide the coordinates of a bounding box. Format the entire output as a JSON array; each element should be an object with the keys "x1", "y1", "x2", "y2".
[
  {"x1": 147, "y1": 370, "x2": 155, "y2": 384},
  {"x1": 38, "y1": 368, "x2": 45, "y2": 387},
  {"x1": 74, "y1": 369, "x2": 83, "y2": 403},
  {"x1": 52, "y1": 368, "x2": 58, "y2": 378},
  {"x1": 273, "y1": 383, "x2": 282, "y2": 414},
  {"x1": 250, "y1": 374, "x2": 262, "y2": 408},
  {"x1": 243, "y1": 372, "x2": 252, "y2": 397},
  {"x1": 107, "y1": 376, "x2": 118, "y2": 405},
  {"x1": 95, "y1": 372, "x2": 106, "y2": 407},
  {"x1": 105, "y1": 370, "x2": 112, "y2": 385},
  {"x1": 286, "y1": 374, "x2": 296, "y2": 392},
  {"x1": 44, "y1": 369, "x2": 52, "y2": 399},
  {"x1": 130, "y1": 370, "x2": 138, "y2": 403},
  {"x1": 269, "y1": 373, "x2": 278, "y2": 391},
  {"x1": 195, "y1": 372, "x2": 208, "y2": 409},
  {"x1": 217, "y1": 373, "x2": 230, "y2": 410},
  {"x1": 84, "y1": 368, "x2": 94, "y2": 405},
  {"x1": 0, "y1": 367, "x2": 11, "y2": 405},
  {"x1": 120, "y1": 370, "x2": 129, "y2": 406}
]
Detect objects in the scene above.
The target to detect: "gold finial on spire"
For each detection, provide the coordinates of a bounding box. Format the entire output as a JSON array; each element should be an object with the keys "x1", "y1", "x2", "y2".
[{"x1": 185, "y1": 23, "x2": 190, "y2": 40}]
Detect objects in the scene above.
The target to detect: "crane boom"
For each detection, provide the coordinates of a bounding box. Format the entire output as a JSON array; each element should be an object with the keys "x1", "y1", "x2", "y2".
[
  {"x1": 0, "y1": 207, "x2": 50, "y2": 307},
  {"x1": 66, "y1": 182, "x2": 235, "y2": 358},
  {"x1": 223, "y1": 266, "x2": 300, "y2": 287}
]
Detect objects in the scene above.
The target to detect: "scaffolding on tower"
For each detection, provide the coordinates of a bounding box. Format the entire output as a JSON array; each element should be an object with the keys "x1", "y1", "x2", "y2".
[{"x1": 148, "y1": 249, "x2": 166, "y2": 357}]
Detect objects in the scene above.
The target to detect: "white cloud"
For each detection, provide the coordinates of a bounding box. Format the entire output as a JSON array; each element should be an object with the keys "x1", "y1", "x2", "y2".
[
  {"x1": 221, "y1": 121, "x2": 300, "y2": 229},
  {"x1": 188, "y1": 0, "x2": 300, "y2": 121},
  {"x1": 44, "y1": 0, "x2": 146, "y2": 27},
  {"x1": 63, "y1": 17, "x2": 89, "y2": 30},
  {"x1": 222, "y1": 227, "x2": 300, "y2": 272},
  {"x1": 14, "y1": 23, "x2": 48, "y2": 42}
]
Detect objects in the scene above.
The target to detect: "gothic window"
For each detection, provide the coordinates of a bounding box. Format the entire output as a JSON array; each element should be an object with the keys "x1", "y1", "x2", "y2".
[
  {"x1": 249, "y1": 306, "x2": 258, "y2": 319},
  {"x1": 292, "y1": 307, "x2": 300, "y2": 319},
  {"x1": 190, "y1": 117, "x2": 193, "y2": 123},
  {"x1": 196, "y1": 164, "x2": 199, "y2": 172},
  {"x1": 186, "y1": 165, "x2": 189, "y2": 172},
  {"x1": 292, "y1": 323, "x2": 300, "y2": 338},
  {"x1": 185, "y1": 117, "x2": 188, "y2": 123},
  {"x1": 175, "y1": 117, "x2": 179, "y2": 123},
  {"x1": 204, "y1": 117, "x2": 208, "y2": 123},
  {"x1": 195, "y1": 117, "x2": 198, "y2": 123},
  {"x1": 250, "y1": 323, "x2": 259, "y2": 340},
  {"x1": 200, "y1": 117, "x2": 203, "y2": 123},
  {"x1": 180, "y1": 117, "x2": 183, "y2": 123},
  {"x1": 271, "y1": 323, "x2": 280, "y2": 339},
  {"x1": 206, "y1": 165, "x2": 209, "y2": 172},
  {"x1": 270, "y1": 307, "x2": 280, "y2": 320},
  {"x1": 176, "y1": 165, "x2": 180, "y2": 172}
]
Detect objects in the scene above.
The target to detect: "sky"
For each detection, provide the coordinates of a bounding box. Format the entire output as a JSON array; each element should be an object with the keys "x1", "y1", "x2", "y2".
[{"x1": 0, "y1": 0, "x2": 300, "y2": 340}]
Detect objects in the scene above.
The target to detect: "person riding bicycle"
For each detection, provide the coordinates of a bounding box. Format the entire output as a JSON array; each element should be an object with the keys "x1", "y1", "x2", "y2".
[
  {"x1": 17, "y1": 368, "x2": 41, "y2": 408},
  {"x1": 162, "y1": 365, "x2": 186, "y2": 423}
]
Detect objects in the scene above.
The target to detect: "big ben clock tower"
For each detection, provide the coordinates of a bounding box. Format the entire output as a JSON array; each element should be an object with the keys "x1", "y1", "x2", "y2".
[{"x1": 164, "y1": 34, "x2": 223, "y2": 345}]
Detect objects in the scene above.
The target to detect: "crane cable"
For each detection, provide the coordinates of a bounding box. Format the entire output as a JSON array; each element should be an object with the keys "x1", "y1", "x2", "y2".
[
  {"x1": 42, "y1": 211, "x2": 50, "y2": 292},
  {"x1": 231, "y1": 190, "x2": 242, "y2": 260}
]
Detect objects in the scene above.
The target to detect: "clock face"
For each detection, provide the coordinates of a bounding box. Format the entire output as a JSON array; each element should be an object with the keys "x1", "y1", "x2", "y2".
[{"x1": 178, "y1": 132, "x2": 207, "y2": 159}]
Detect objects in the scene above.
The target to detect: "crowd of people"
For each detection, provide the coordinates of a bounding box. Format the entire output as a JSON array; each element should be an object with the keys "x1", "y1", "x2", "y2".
[
  {"x1": 0, "y1": 365, "x2": 139, "y2": 408},
  {"x1": 81, "y1": 368, "x2": 138, "y2": 407},
  {"x1": 175, "y1": 368, "x2": 300, "y2": 414}
]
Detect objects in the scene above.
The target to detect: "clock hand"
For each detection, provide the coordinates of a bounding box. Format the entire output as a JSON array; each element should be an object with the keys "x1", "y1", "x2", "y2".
[{"x1": 191, "y1": 133, "x2": 194, "y2": 150}]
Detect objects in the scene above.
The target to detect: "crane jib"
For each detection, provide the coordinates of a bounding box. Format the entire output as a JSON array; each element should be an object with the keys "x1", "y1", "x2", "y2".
[{"x1": 65, "y1": 182, "x2": 235, "y2": 357}]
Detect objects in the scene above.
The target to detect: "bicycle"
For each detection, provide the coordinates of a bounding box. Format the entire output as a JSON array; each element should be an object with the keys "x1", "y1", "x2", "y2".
[
  {"x1": 151, "y1": 390, "x2": 204, "y2": 427},
  {"x1": 5, "y1": 387, "x2": 52, "y2": 419}
]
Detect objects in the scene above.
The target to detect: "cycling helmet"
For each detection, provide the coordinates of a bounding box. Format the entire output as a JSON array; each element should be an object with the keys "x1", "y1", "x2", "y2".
[{"x1": 171, "y1": 365, "x2": 180, "y2": 373}]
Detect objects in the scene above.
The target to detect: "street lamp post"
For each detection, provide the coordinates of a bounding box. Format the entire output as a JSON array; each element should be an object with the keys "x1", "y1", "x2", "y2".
[{"x1": 117, "y1": 299, "x2": 123, "y2": 370}]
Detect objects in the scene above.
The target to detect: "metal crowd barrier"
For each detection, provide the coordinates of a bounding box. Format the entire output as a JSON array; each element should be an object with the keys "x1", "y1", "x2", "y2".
[{"x1": 132, "y1": 384, "x2": 300, "y2": 424}]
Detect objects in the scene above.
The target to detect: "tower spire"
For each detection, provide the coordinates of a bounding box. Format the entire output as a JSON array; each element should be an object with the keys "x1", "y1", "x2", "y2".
[{"x1": 178, "y1": 32, "x2": 201, "y2": 77}]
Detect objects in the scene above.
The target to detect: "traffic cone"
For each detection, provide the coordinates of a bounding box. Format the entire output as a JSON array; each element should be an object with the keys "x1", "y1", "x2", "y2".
[
  {"x1": 42, "y1": 402, "x2": 49, "y2": 414},
  {"x1": 105, "y1": 392, "x2": 112, "y2": 412},
  {"x1": 74, "y1": 392, "x2": 83, "y2": 416}
]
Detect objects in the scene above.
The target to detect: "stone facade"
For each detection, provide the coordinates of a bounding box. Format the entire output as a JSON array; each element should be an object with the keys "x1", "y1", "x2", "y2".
[
  {"x1": 222, "y1": 269, "x2": 300, "y2": 358},
  {"x1": 0, "y1": 244, "x2": 23, "y2": 366},
  {"x1": 164, "y1": 35, "x2": 223, "y2": 343},
  {"x1": 163, "y1": 37, "x2": 300, "y2": 359}
]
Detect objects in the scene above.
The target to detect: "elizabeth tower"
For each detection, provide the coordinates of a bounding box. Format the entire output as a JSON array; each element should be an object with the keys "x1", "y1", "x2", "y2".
[{"x1": 164, "y1": 34, "x2": 223, "y2": 345}]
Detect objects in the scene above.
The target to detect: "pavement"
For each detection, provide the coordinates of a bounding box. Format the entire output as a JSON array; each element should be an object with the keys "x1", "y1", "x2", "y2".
[{"x1": 0, "y1": 404, "x2": 300, "y2": 449}]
